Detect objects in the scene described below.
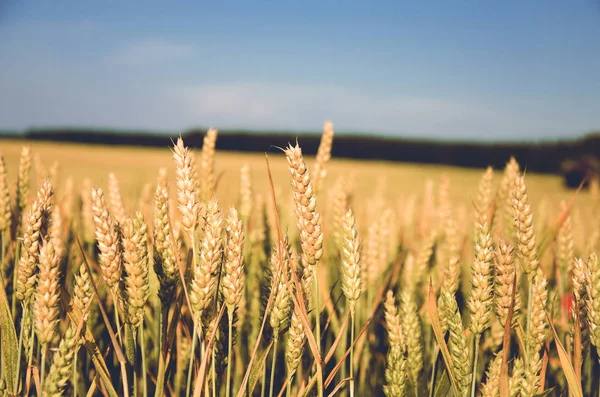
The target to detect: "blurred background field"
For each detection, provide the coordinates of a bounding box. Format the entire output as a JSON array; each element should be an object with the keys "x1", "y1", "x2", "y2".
[{"x1": 0, "y1": 138, "x2": 579, "y2": 214}]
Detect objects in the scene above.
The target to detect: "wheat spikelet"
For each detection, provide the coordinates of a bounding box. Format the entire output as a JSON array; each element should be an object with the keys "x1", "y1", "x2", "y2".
[
  {"x1": 413, "y1": 231, "x2": 437, "y2": 291},
  {"x1": 106, "y1": 172, "x2": 126, "y2": 224},
  {"x1": 16, "y1": 146, "x2": 32, "y2": 216},
  {"x1": 383, "y1": 290, "x2": 407, "y2": 397},
  {"x1": 153, "y1": 177, "x2": 179, "y2": 303},
  {"x1": 34, "y1": 239, "x2": 60, "y2": 344},
  {"x1": 475, "y1": 166, "x2": 494, "y2": 228},
  {"x1": 286, "y1": 305, "x2": 306, "y2": 379},
  {"x1": 16, "y1": 180, "x2": 53, "y2": 302},
  {"x1": 201, "y1": 128, "x2": 218, "y2": 203},
  {"x1": 509, "y1": 357, "x2": 524, "y2": 397},
  {"x1": 72, "y1": 262, "x2": 92, "y2": 321},
  {"x1": 91, "y1": 188, "x2": 122, "y2": 289},
  {"x1": 173, "y1": 137, "x2": 200, "y2": 235},
  {"x1": 585, "y1": 252, "x2": 600, "y2": 355},
  {"x1": 572, "y1": 257, "x2": 589, "y2": 353},
  {"x1": 441, "y1": 289, "x2": 471, "y2": 393},
  {"x1": 311, "y1": 120, "x2": 334, "y2": 193},
  {"x1": 138, "y1": 182, "x2": 153, "y2": 219},
  {"x1": 189, "y1": 198, "x2": 223, "y2": 324},
  {"x1": 494, "y1": 240, "x2": 521, "y2": 328},
  {"x1": 437, "y1": 174, "x2": 451, "y2": 232},
  {"x1": 34, "y1": 153, "x2": 47, "y2": 187},
  {"x1": 284, "y1": 142, "x2": 323, "y2": 285},
  {"x1": 511, "y1": 174, "x2": 539, "y2": 274},
  {"x1": 521, "y1": 353, "x2": 543, "y2": 397},
  {"x1": 383, "y1": 345, "x2": 407, "y2": 397},
  {"x1": 378, "y1": 208, "x2": 393, "y2": 273},
  {"x1": 384, "y1": 290, "x2": 404, "y2": 349},
  {"x1": 0, "y1": 153, "x2": 12, "y2": 234},
  {"x1": 468, "y1": 222, "x2": 495, "y2": 335},
  {"x1": 269, "y1": 238, "x2": 293, "y2": 336},
  {"x1": 341, "y1": 207, "x2": 362, "y2": 314},
  {"x1": 439, "y1": 255, "x2": 461, "y2": 332},
  {"x1": 221, "y1": 207, "x2": 245, "y2": 314},
  {"x1": 528, "y1": 269, "x2": 548, "y2": 356},
  {"x1": 480, "y1": 353, "x2": 502, "y2": 397},
  {"x1": 419, "y1": 179, "x2": 435, "y2": 236},
  {"x1": 557, "y1": 200, "x2": 574, "y2": 273},
  {"x1": 499, "y1": 157, "x2": 519, "y2": 239},
  {"x1": 400, "y1": 291, "x2": 422, "y2": 386},
  {"x1": 60, "y1": 175, "x2": 74, "y2": 224},
  {"x1": 330, "y1": 179, "x2": 349, "y2": 250},
  {"x1": 121, "y1": 212, "x2": 150, "y2": 327},
  {"x1": 80, "y1": 178, "x2": 95, "y2": 244},
  {"x1": 42, "y1": 325, "x2": 79, "y2": 397},
  {"x1": 238, "y1": 164, "x2": 253, "y2": 225},
  {"x1": 364, "y1": 220, "x2": 380, "y2": 291},
  {"x1": 49, "y1": 203, "x2": 64, "y2": 259}
]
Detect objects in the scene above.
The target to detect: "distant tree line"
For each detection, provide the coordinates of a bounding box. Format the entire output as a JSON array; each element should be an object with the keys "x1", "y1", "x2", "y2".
[{"x1": 9, "y1": 127, "x2": 600, "y2": 184}]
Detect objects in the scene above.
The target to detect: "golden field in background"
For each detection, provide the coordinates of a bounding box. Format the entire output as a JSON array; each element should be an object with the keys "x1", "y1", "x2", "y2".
[{"x1": 0, "y1": 139, "x2": 576, "y2": 208}]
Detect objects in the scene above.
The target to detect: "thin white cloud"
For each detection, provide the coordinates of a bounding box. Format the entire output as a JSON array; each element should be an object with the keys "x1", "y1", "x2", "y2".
[
  {"x1": 167, "y1": 82, "x2": 509, "y2": 138},
  {"x1": 106, "y1": 39, "x2": 195, "y2": 66}
]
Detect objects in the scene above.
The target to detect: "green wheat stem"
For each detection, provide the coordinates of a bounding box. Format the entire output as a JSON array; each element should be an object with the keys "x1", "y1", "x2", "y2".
[
  {"x1": 113, "y1": 293, "x2": 123, "y2": 348},
  {"x1": 40, "y1": 345, "x2": 46, "y2": 391},
  {"x1": 349, "y1": 312, "x2": 355, "y2": 397},
  {"x1": 269, "y1": 337, "x2": 279, "y2": 397},
  {"x1": 11, "y1": 239, "x2": 21, "y2": 321},
  {"x1": 226, "y1": 311, "x2": 233, "y2": 397},
  {"x1": 141, "y1": 322, "x2": 148, "y2": 397},
  {"x1": 26, "y1": 325, "x2": 35, "y2": 393},
  {"x1": 154, "y1": 304, "x2": 168, "y2": 397},
  {"x1": 261, "y1": 360, "x2": 267, "y2": 397},
  {"x1": 470, "y1": 334, "x2": 481, "y2": 397},
  {"x1": 212, "y1": 345, "x2": 217, "y2": 397},
  {"x1": 313, "y1": 267, "x2": 324, "y2": 397},
  {"x1": 428, "y1": 345, "x2": 440, "y2": 397},
  {"x1": 73, "y1": 347, "x2": 78, "y2": 397},
  {"x1": 15, "y1": 304, "x2": 27, "y2": 391},
  {"x1": 202, "y1": 339, "x2": 210, "y2": 397},
  {"x1": 185, "y1": 325, "x2": 198, "y2": 397}
]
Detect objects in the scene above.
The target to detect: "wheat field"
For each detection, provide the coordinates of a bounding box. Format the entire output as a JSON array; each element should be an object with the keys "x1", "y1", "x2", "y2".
[{"x1": 0, "y1": 125, "x2": 599, "y2": 397}]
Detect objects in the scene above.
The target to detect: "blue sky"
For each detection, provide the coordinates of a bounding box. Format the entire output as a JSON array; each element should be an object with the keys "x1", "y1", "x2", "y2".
[{"x1": 0, "y1": 1, "x2": 599, "y2": 141}]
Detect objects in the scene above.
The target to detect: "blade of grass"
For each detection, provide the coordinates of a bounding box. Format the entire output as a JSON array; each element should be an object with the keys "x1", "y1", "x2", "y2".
[
  {"x1": 546, "y1": 310, "x2": 582, "y2": 397},
  {"x1": 427, "y1": 280, "x2": 461, "y2": 397},
  {"x1": 327, "y1": 377, "x2": 351, "y2": 397},
  {"x1": 324, "y1": 313, "x2": 372, "y2": 388},
  {"x1": 324, "y1": 309, "x2": 349, "y2": 364},
  {"x1": 573, "y1": 296, "x2": 583, "y2": 387},
  {"x1": 0, "y1": 272, "x2": 19, "y2": 394}
]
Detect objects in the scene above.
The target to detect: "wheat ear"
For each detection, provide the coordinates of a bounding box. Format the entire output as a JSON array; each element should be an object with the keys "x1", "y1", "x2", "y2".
[
  {"x1": 311, "y1": 120, "x2": 334, "y2": 193},
  {"x1": 201, "y1": 128, "x2": 218, "y2": 203},
  {"x1": 121, "y1": 212, "x2": 150, "y2": 327},
  {"x1": 91, "y1": 188, "x2": 122, "y2": 289},
  {"x1": 0, "y1": 153, "x2": 12, "y2": 234}
]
